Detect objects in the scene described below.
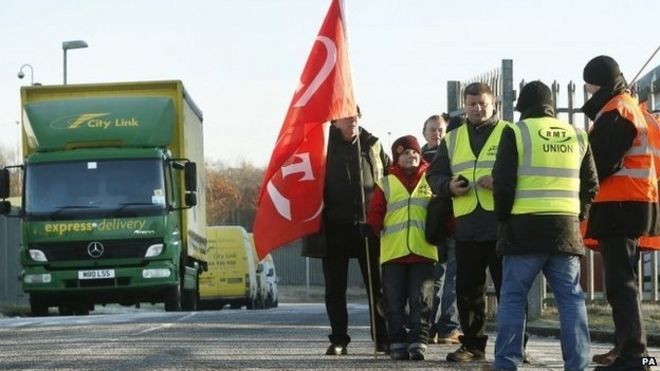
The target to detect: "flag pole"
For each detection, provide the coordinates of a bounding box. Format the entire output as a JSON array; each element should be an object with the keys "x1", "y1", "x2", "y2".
[
  {"x1": 355, "y1": 125, "x2": 379, "y2": 356},
  {"x1": 629, "y1": 44, "x2": 660, "y2": 87}
]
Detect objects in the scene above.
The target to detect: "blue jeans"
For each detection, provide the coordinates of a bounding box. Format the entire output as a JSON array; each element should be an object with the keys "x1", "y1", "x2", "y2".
[
  {"x1": 382, "y1": 262, "x2": 435, "y2": 345},
  {"x1": 494, "y1": 253, "x2": 590, "y2": 371},
  {"x1": 431, "y1": 239, "x2": 460, "y2": 335}
]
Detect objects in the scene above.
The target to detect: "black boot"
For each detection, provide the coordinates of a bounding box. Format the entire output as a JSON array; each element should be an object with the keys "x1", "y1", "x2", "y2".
[{"x1": 446, "y1": 335, "x2": 486, "y2": 362}]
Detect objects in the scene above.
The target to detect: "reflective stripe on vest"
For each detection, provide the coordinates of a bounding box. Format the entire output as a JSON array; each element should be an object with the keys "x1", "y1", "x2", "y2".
[
  {"x1": 445, "y1": 120, "x2": 509, "y2": 217},
  {"x1": 593, "y1": 93, "x2": 658, "y2": 203},
  {"x1": 378, "y1": 174, "x2": 438, "y2": 264},
  {"x1": 369, "y1": 140, "x2": 385, "y2": 182},
  {"x1": 510, "y1": 118, "x2": 586, "y2": 215},
  {"x1": 642, "y1": 109, "x2": 660, "y2": 178}
]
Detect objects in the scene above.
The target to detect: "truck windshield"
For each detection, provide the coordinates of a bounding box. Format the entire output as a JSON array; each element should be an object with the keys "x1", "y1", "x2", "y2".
[{"x1": 26, "y1": 159, "x2": 167, "y2": 219}]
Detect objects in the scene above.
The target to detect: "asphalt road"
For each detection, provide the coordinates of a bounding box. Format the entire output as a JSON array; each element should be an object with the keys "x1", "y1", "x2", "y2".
[{"x1": 0, "y1": 303, "x2": 656, "y2": 370}]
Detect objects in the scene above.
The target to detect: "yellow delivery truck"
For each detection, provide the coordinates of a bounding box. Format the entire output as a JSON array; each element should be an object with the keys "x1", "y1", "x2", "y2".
[{"x1": 199, "y1": 226, "x2": 258, "y2": 309}]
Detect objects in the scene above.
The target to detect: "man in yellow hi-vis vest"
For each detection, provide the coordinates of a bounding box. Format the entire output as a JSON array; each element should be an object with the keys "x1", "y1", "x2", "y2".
[
  {"x1": 492, "y1": 81, "x2": 599, "y2": 371},
  {"x1": 427, "y1": 82, "x2": 511, "y2": 362}
]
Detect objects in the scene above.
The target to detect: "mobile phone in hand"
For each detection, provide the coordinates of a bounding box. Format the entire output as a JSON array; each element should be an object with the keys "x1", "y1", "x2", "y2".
[{"x1": 457, "y1": 175, "x2": 470, "y2": 187}]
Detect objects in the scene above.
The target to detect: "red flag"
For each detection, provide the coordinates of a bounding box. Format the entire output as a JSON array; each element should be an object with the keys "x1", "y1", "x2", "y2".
[{"x1": 253, "y1": 0, "x2": 356, "y2": 259}]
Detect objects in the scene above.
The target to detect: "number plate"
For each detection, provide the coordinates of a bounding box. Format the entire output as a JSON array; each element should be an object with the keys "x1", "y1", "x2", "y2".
[{"x1": 78, "y1": 269, "x2": 115, "y2": 280}]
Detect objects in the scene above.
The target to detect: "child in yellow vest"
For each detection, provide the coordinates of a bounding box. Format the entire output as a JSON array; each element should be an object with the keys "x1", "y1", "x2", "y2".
[{"x1": 360, "y1": 135, "x2": 439, "y2": 360}]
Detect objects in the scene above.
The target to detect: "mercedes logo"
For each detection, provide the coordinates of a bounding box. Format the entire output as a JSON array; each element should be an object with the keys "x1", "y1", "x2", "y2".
[{"x1": 87, "y1": 241, "x2": 104, "y2": 258}]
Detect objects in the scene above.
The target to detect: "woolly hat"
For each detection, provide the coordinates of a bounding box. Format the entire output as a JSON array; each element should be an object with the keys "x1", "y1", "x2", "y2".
[
  {"x1": 391, "y1": 135, "x2": 421, "y2": 163},
  {"x1": 515, "y1": 81, "x2": 553, "y2": 112},
  {"x1": 583, "y1": 55, "x2": 622, "y2": 86}
]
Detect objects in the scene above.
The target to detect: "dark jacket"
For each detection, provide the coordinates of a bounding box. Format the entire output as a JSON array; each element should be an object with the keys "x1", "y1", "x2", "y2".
[
  {"x1": 302, "y1": 125, "x2": 390, "y2": 258},
  {"x1": 426, "y1": 114, "x2": 502, "y2": 242},
  {"x1": 492, "y1": 104, "x2": 599, "y2": 256},
  {"x1": 581, "y1": 76, "x2": 660, "y2": 238},
  {"x1": 421, "y1": 143, "x2": 439, "y2": 163}
]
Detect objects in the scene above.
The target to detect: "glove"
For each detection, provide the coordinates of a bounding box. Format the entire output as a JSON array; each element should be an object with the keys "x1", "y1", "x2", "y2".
[{"x1": 358, "y1": 222, "x2": 375, "y2": 238}]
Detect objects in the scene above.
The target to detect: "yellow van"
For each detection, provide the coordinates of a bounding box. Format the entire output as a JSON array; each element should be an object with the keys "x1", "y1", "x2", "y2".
[{"x1": 199, "y1": 226, "x2": 258, "y2": 309}]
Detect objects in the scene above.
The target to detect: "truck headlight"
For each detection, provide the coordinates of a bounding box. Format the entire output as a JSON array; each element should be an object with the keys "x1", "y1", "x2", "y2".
[
  {"x1": 144, "y1": 243, "x2": 164, "y2": 257},
  {"x1": 29, "y1": 249, "x2": 48, "y2": 262},
  {"x1": 142, "y1": 268, "x2": 171, "y2": 278},
  {"x1": 24, "y1": 273, "x2": 51, "y2": 284}
]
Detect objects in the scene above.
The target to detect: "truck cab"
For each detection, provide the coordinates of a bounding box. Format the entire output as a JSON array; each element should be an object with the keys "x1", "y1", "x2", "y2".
[{"x1": 0, "y1": 81, "x2": 207, "y2": 315}]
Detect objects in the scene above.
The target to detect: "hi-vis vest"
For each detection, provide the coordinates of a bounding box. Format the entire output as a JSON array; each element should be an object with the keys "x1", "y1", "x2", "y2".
[
  {"x1": 642, "y1": 108, "x2": 660, "y2": 179},
  {"x1": 510, "y1": 118, "x2": 587, "y2": 215},
  {"x1": 593, "y1": 93, "x2": 658, "y2": 203},
  {"x1": 638, "y1": 104, "x2": 660, "y2": 251},
  {"x1": 445, "y1": 120, "x2": 509, "y2": 217},
  {"x1": 378, "y1": 174, "x2": 438, "y2": 264}
]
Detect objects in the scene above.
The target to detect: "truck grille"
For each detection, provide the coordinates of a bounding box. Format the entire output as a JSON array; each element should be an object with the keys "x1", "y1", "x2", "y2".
[
  {"x1": 65, "y1": 277, "x2": 131, "y2": 288},
  {"x1": 29, "y1": 238, "x2": 163, "y2": 261}
]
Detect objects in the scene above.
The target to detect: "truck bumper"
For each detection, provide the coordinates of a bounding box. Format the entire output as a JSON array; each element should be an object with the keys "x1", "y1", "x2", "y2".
[{"x1": 22, "y1": 260, "x2": 178, "y2": 305}]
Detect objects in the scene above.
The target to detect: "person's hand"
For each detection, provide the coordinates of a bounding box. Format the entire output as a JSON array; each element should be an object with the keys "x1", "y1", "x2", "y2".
[
  {"x1": 477, "y1": 175, "x2": 494, "y2": 190},
  {"x1": 449, "y1": 176, "x2": 470, "y2": 196},
  {"x1": 358, "y1": 223, "x2": 375, "y2": 238}
]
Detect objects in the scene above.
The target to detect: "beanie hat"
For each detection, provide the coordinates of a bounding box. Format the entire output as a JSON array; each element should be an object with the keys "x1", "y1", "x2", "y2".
[
  {"x1": 583, "y1": 55, "x2": 621, "y2": 86},
  {"x1": 515, "y1": 81, "x2": 553, "y2": 112},
  {"x1": 391, "y1": 135, "x2": 421, "y2": 163}
]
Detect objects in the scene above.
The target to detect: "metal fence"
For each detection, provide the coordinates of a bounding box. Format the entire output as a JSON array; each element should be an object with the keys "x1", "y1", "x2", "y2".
[
  {"x1": 447, "y1": 59, "x2": 515, "y2": 122},
  {"x1": 271, "y1": 240, "x2": 365, "y2": 289}
]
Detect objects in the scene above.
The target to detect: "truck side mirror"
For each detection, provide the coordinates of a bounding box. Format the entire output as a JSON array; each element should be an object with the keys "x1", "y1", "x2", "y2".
[
  {"x1": 185, "y1": 192, "x2": 197, "y2": 207},
  {"x1": 184, "y1": 162, "x2": 197, "y2": 192},
  {"x1": 0, "y1": 169, "x2": 10, "y2": 199}
]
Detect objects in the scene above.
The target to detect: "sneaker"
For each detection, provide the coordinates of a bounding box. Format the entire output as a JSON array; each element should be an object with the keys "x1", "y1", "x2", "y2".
[
  {"x1": 592, "y1": 346, "x2": 620, "y2": 366},
  {"x1": 409, "y1": 349, "x2": 425, "y2": 361},
  {"x1": 446, "y1": 345, "x2": 485, "y2": 362},
  {"x1": 436, "y1": 329, "x2": 462, "y2": 345},
  {"x1": 325, "y1": 344, "x2": 347, "y2": 356},
  {"x1": 390, "y1": 350, "x2": 409, "y2": 360}
]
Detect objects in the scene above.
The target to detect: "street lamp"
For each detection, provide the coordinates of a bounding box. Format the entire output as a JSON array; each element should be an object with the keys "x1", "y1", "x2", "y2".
[
  {"x1": 62, "y1": 40, "x2": 88, "y2": 84},
  {"x1": 17, "y1": 64, "x2": 34, "y2": 85}
]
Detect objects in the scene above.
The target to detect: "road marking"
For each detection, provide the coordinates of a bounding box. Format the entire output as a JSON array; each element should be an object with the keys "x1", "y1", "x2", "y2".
[{"x1": 131, "y1": 312, "x2": 197, "y2": 335}]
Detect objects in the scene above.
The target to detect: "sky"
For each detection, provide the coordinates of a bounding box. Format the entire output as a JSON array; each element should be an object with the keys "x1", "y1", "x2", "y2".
[{"x1": 1, "y1": 0, "x2": 658, "y2": 167}]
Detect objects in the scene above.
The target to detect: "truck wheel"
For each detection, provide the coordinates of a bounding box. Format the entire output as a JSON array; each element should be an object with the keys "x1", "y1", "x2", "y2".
[
  {"x1": 164, "y1": 283, "x2": 182, "y2": 312},
  {"x1": 182, "y1": 284, "x2": 199, "y2": 311},
  {"x1": 30, "y1": 296, "x2": 49, "y2": 317}
]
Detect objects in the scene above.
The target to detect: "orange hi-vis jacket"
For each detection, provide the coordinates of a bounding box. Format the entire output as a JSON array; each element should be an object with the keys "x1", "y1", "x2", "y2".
[
  {"x1": 592, "y1": 93, "x2": 658, "y2": 204},
  {"x1": 638, "y1": 103, "x2": 660, "y2": 251},
  {"x1": 640, "y1": 102, "x2": 660, "y2": 178},
  {"x1": 582, "y1": 95, "x2": 660, "y2": 251}
]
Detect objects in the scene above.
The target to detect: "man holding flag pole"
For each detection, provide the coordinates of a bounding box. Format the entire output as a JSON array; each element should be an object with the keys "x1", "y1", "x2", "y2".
[{"x1": 253, "y1": 0, "x2": 389, "y2": 355}]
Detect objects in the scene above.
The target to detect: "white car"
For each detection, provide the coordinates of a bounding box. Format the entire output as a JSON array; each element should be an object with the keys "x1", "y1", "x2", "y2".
[{"x1": 260, "y1": 255, "x2": 278, "y2": 308}]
